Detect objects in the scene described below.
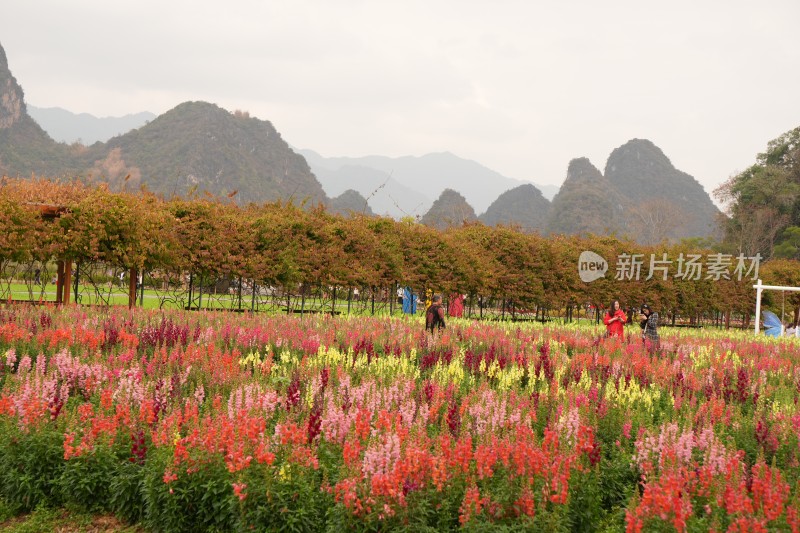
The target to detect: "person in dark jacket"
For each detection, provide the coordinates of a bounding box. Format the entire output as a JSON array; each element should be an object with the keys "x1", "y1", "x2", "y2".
[
  {"x1": 639, "y1": 303, "x2": 660, "y2": 352},
  {"x1": 425, "y1": 294, "x2": 446, "y2": 344}
]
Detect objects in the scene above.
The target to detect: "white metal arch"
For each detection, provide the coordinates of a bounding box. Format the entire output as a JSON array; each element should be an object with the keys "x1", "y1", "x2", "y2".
[{"x1": 753, "y1": 279, "x2": 800, "y2": 334}]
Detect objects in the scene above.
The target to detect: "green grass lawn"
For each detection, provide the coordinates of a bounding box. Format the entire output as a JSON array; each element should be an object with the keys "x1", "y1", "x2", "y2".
[
  {"x1": 3, "y1": 282, "x2": 156, "y2": 308},
  {"x1": 1, "y1": 282, "x2": 415, "y2": 315},
  {"x1": 0, "y1": 502, "x2": 144, "y2": 533}
]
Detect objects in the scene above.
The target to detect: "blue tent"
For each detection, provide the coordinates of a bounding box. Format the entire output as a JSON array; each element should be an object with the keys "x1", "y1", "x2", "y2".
[
  {"x1": 762, "y1": 310, "x2": 783, "y2": 337},
  {"x1": 402, "y1": 287, "x2": 417, "y2": 314}
]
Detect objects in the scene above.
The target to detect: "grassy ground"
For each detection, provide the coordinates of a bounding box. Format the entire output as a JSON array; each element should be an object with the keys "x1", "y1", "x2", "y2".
[
  {"x1": 3, "y1": 282, "x2": 134, "y2": 306},
  {"x1": 2, "y1": 282, "x2": 250, "y2": 311},
  {"x1": 0, "y1": 504, "x2": 144, "y2": 533},
  {"x1": 1, "y1": 283, "x2": 416, "y2": 315}
]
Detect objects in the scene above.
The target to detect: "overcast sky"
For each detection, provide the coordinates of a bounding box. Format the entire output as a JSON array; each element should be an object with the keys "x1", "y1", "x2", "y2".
[{"x1": 2, "y1": 0, "x2": 799, "y2": 196}]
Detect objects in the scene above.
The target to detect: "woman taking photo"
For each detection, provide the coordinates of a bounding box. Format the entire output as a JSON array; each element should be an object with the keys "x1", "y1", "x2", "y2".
[{"x1": 639, "y1": 303, "x2": 660, "y2": 352}]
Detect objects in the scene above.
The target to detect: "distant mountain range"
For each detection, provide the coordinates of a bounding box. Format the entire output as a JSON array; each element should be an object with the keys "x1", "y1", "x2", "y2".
[
  {"x1": 0, "y1": 40, "x2": 720, "y2": 242},
  {"x1": 20, "y1": 101, "x2": 562, "y2": 216},
  {"x1": 27, "y1": 106, "x2": 157, "y2": 145},
  {"x1": 298, "y1": 149, "x2": 559, "y2": 218}
]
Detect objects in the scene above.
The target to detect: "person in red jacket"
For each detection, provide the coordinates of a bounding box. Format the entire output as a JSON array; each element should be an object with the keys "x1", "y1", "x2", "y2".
[{"x1": 604, "y1": 300, "x2": 627, "y2": 338}]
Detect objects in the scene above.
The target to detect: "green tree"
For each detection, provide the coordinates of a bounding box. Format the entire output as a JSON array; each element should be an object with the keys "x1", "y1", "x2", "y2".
[
  {"x1": 715, "y1": 126, "x2": 800, "y2": 258},
  {"x1": 773, "y1": 226, "x2": 800, "y2": 259}
]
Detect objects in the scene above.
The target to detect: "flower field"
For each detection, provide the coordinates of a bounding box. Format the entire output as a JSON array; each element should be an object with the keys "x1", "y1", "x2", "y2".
[{"x1": 0, "y1": 305, "x2": 799, "y2": 532}]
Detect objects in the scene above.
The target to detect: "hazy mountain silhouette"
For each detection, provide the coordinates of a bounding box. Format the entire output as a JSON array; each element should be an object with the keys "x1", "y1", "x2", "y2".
[
  {"x1": 299, "y1": 150, "x2": 553, "y2": 215},
  {"x1": 479, "y1": 183, "x2": 551, "y2": 232},
  {"x1": 328, "y1": 189, "x2": 374, "y2": 216},
  {"x1": 27, "y1": 105, "x2": 156, "y2": 145},
  {"x1": 83, "y1": 101, "x2": 327, "y2": 204},
  {"x1": 546, "y1": 141, "x2": 720, "y2": 242},
  {"x1": 420, "y1": 189, "x2": 478, "y2": 230},
  {"x1": 546, "y1": 158, "x2": 628, "y2": 236},
  {"x1": 604, "y1": 138, "x2": 718, "y2": 239},
  {"x1": 300, "y1": 149, "x2": 432, "y2": 218}
]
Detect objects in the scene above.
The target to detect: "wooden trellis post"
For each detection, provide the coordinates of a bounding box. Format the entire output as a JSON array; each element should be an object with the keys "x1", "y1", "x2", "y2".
[
  {"x1": 128, "y1": 268, "x2": 138, "y2": 308},
  {"x1": 62, "y1": 261, "x2": 72, "y2": 305}
]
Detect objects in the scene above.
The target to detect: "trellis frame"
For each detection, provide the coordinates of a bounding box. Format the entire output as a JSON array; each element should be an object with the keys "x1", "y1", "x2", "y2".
[{"x1": 753, "y1": 278, "x2": 800, "y2": 334}]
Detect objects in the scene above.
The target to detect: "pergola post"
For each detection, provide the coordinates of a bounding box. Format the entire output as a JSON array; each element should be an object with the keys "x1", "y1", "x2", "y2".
[
  {"x1": 55, "y1": 261, "x2": 64, "y2": 304},
  {"x1": 129, "y1": 267, "x2": 138, "y2": 308},
  {"x1": 62, "y1": 261, "x2": 72, "y2": 305}
]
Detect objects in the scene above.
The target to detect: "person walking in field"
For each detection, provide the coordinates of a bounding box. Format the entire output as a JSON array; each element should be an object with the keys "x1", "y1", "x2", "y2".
[
  {"x1": 425, "y1": 294, "x2": 446, "y2": 345},
  {"x1": 604, "y1": 300, "x2": 627, "y2": 338}
]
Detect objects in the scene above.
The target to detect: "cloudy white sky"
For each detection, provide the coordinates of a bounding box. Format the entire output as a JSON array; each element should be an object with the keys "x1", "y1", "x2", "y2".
[{"x1": 2, "y1": 0, "x2": 799, "y2": 196}]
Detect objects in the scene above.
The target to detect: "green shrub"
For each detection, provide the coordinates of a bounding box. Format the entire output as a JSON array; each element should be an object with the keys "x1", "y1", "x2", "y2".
[
  {"x1": 236, "y1": 463, "x2": 333, "y2": 533},
  {"x1": 57, "y1": 446, "x2": 117, "y2": 513},
  {"x1": 0, "y1": 422, "x2": 64, "y2": 513},
  {"x1": 142, "y1": 454, "x2": 236, "y2": 533},
  {"x1": 110, "y1": 461, "x2": 147, "y2": 524}
]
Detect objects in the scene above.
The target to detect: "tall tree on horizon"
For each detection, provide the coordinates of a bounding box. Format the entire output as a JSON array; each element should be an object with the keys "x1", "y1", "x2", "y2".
[{"x1": 715, "y1": 126, "x2": 800, "y2": 259}]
